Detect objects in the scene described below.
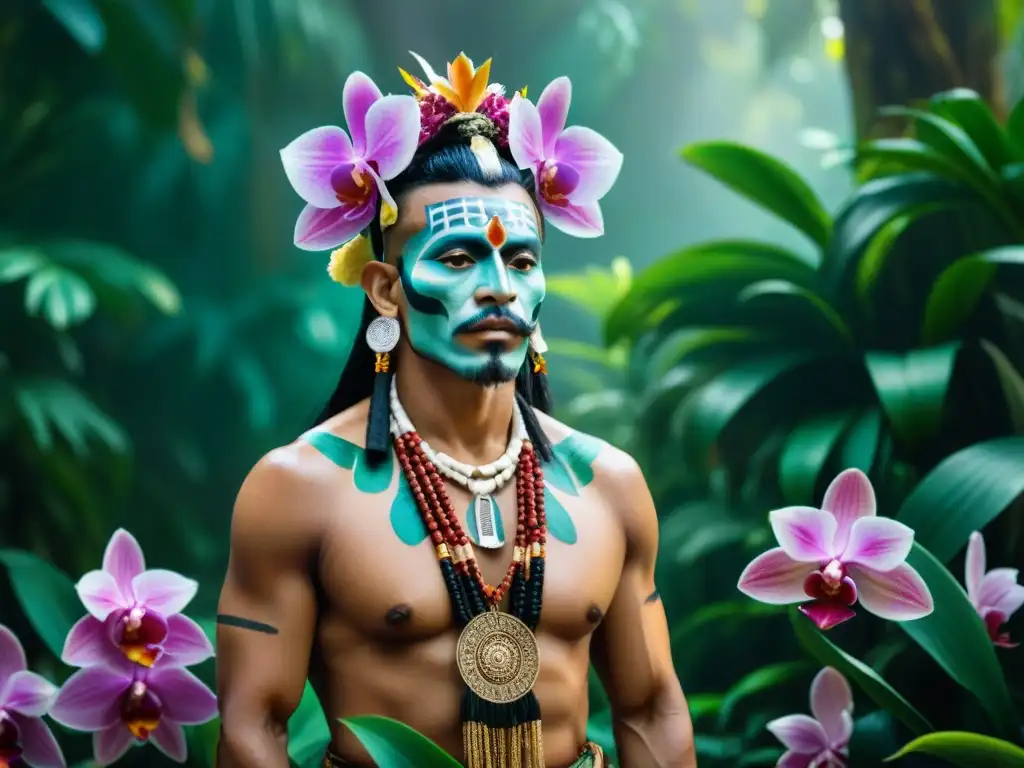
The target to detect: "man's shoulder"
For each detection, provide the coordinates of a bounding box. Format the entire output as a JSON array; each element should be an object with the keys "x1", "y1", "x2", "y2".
[{"x1": 532, "y1": 409, "x2": 645, "y2": 493}]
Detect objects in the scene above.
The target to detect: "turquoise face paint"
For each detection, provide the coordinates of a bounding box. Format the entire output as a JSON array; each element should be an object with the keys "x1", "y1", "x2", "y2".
[{"x1": 399, "y1": 196, "x2": 545, "y2": 383}]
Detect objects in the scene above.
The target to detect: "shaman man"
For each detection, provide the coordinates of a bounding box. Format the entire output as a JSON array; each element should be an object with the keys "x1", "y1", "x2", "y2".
[{"x1": 215, "y1": 52, "x2": 696, "y2": 768}]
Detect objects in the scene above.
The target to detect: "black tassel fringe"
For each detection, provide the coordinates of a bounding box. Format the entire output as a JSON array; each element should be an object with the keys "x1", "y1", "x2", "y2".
[{"x1": 365, "y1": 369, "x2": 393, "y2": 459}]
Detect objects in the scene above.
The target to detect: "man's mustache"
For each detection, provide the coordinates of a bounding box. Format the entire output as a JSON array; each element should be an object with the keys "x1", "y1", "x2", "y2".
[{"x1": 454, "y1": 307, "x2": 536, "y2": 337}]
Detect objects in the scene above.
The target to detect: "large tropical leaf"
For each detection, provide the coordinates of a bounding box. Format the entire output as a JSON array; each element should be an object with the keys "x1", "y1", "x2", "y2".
[
  {"x1": 13, "y1": 378, "x2": 128, "y2": 455},
  {"x1": 717, "y1": 661, "x2": 812, "y2": 727},
  {"x1": 887, "y1": 732, "x2": 1024, "y2": 767},
  {"x1": 23, "y1": 265, "x2": 97, "y2": 330},
  {"x1": 545, "y1": 256, "x2": 631, "y2": 319},
  {"x1": 1007, "y1": 97, "x2": 1024, "y2": 156},
  {"x1": 980, "y1": 340, "x2": 1024, "y2": 431},
  {"x1": 605, "y1": 241, "x2": 816, "y2": 344},
  {"x1": 929, "y1": 89, "x2": 1016, "y2": 170},
  {"x1": 897, "y1": 436, "x2": 1024, "y2": 563},
  {"x1": 737, "y1": 280, "x2": 851, "y2": 343},
  {"x1": 0, "y1": 549, "x2": 83, "y2": 660},
  {"x1": 340, "y1": 715, "x2": 461, "y2": 767},
  {"x1": 922, "y1": 246, "x2": 1024, "y2": 344},
  {"x1": 899, "y1": 543, "x2": 1018, "y2": 740},
  {"x1": 778, "y1": 410, "x2": 856, "y2": 504},
  {"x1": 43, "y1": 0, "x2": 107, "y2": 53},
  {"x1": 789, "y1": 609, "x2": 932, "y2": 736},
  {"x1": 878, "y1": 107, "x2": 996, "y2": 188}
]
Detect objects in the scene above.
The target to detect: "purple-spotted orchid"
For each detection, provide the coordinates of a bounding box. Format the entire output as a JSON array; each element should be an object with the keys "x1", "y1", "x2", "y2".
[
  {"x1": 63, "y1": 529, "x2": 211, "y2": 669},
  {"x1": 766, "y1": 666, "x2": 852, "y2": 768},
  {"x1": 0, "y1": 625, "x2": 65, "y2": 768},
  {"x1": 50, "y1": 653, "x2": 217, "y2": 766},
  {"x1": 737, "y1": 469, "x2": 933, "y2": 630},
  {"x1": 966, "y1": 530, "x2": 1024, "y2": 648},
  {"x1": 280, "y1": 71, "x2": 420, "y2": 251},
  {"x1": 507, "y1": 78, "x2": 623, "y2": 238}
]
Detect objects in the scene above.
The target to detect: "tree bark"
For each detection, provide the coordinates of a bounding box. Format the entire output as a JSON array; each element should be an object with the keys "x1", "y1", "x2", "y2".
[{"x1": 839, "y1": 0, "x2": 1005, "y2": 138}]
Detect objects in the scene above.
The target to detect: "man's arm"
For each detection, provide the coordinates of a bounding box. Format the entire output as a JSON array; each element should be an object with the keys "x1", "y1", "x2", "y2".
[
  {"x1": 216, "y1": 451, "x2": 322, "y2": 768},
  {"x1": 591, "y1": 453, "x2": 696, "y2": 768}
]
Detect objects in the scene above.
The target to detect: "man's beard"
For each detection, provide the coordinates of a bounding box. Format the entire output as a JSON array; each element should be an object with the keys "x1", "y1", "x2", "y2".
[{"x1": 466, "y1": 342, "x2": 519, "y2": 386}]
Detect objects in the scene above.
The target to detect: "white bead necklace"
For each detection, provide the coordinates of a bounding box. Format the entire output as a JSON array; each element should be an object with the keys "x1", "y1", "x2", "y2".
[{"x1": 389, "y1": 377, "x2": 524, "y2": 549}]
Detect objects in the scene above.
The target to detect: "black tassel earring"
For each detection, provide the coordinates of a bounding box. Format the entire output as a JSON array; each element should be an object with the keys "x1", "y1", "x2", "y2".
[{"x1": 364, "y1": 315, "x2": 400, "y2": 459}]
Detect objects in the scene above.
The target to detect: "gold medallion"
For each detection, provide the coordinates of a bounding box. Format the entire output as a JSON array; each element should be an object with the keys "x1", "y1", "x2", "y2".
[{"x1": 456, "y1": 612, "x2": 539, "y2": 704}]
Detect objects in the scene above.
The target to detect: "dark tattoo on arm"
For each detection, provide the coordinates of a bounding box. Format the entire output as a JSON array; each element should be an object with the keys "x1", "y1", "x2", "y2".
[
  {"x1": 645, "y1": 589, "x2": 661, "y2": 604},
  {"x1": 217, "y1": 614, "x2": 279, "y2": 634}
]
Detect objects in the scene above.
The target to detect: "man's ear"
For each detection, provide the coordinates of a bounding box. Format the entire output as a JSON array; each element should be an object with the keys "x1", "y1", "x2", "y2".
[{"x1": 362, "y1": 261, "x2": 401, "y2": 317}]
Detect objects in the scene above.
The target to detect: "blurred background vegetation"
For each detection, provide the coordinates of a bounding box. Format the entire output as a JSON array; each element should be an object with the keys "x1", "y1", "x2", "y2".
[{"x1": 3, "y1": 0, "x2": 1024, "y2": 766}]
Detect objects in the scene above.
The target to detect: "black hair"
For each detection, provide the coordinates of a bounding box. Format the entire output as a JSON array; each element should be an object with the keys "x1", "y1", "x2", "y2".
[{"x1": 310, "y1": 116, "x2": 554, "y2": 463}]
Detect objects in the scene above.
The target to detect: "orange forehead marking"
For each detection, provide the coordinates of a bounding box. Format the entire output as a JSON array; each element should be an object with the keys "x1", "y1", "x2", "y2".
[{"x1": 485, "y1": 215, "x2": 507, "y2": 249}]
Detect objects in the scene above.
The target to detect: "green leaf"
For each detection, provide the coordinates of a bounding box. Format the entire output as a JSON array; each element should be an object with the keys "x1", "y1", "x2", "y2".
[
  {"x1": 737, "y1": 747, "x2": 785, "y2": 766},
  {"x1": 718, "y1": 661, "x2": 811, "y2": 727},
  {"x1": 879, "y1": 106, "x2": 996, "y2": 183},
  {"x1": 980, "y1": 340, "x2": 1024, "y2": 431},
  {"x1": 789, "y1": 608, "x2": 932, "y2": 735},
  {"x1": 898, "y1": 543, "x2": 1018, "y2": 739},
  {"x1": 779, "y1": 410, "x2": 855, "y2": 504},
  {"x1": 0, "y1": 549, "x2": 82, "y2": 659},
  {"x1": 605, "y1": 241, "x2": 816, "y2": 344},
  {"x1": 648, "y1": 327, "x2": 757, "y2": 379},
  {"x1": 1007, "y1": 97, "x2": 1024, "y2": 156},
  {"x1": 0, "y1": 248, "x2": 46, "y2": 283},
  {"x1": 670, "y1": 601, "x2": 786, "y2": 652},
  {"x1": 922, "y1": 246, "x2": 1024, "y2": 343},
  {"x1": 929, "y1": 89, "x2": 1017, "y2": 169},
  {"x1": 545, "y1": 257, "x2": 632, "y2": 319},
  {"x1": 545, "y1": 339, "x2": 625, "y2": 371},
  {"x1": 24, "y1": 266, "x2": 97, "y2": 330},
  {"x1": 864, "y1": 344, "x2": 959, "y2": 449},
  {"x1": 737, "y1": 280, "x2": 851, "y2": 342},
  {"x1": 849, "y1": 711, "x2": 902, "y2": 765},
  {"x1": 856, "y1": 138, "x2": 977, "y2": 183},
  {"x1": 854, "y1": 205, "x2": 946, "y2": 303},
  {"x1": 340, "y1": 715, "x2": 461, "y2": 767},
  {"x1": 886, "y1": 731, "x2": 1024, "y2": 767},
  {"x1": 897, "y1": 436, "x2": 1024, "y2": 563},
  {"x1": 13, "y1": 378, "x2": 128, "y2": 455},
  {"x1": 834, "y1": 408, "x2": 883, "y2": 474},
  {"x1": 686, "y1": 693, "x2": 725, "y2": 721},
  {"x1": 287, "y1": 683, "x2": 330, "y2": 767},
  {"x1": 42, "y1": 0, "x2": 106, "y2": 53},
  {"x1": 680, "y1": 141, "x2": 832, "y2": 249},
  {"x1": 678, "y1": 353, "x2": 811, "y2": 469}
]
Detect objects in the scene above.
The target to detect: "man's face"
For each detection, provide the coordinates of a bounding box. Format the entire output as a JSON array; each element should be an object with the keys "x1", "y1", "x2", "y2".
[{"x1": 387, "y1": 182, "x2": 545, "y2": 384}]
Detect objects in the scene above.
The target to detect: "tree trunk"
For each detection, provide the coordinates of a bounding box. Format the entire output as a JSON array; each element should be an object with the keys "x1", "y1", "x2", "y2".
[{"x1": 839, "y1": 0, "x2": 1005, "y2": 138}]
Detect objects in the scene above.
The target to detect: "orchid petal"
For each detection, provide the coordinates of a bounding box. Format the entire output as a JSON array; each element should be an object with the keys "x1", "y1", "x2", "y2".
[
  {"x1": 553, "y1": 126, "x2": 623, "y2": 202},
  {"x1": 799, "y1": 602, "x2": 857, "y2": 631},
  {"x1": 737, "y1": 547, "x2": 817, "y2": 604},
  {"x1": 162, "y1": 615, "x2": 214, "y2": 666},
  {"x1": 93, "y1": 725, "x2": 134, "y2": 766},
  {"x1": 810, "y1": 667, "x2": 853, "y2": 748},
  {"x1": 131, "y1": 570, "x2": 198, "y2": 616},
  {"x1": 76, "y1": 570, "x2": 127, "y2": 620},
  {"x1": 62, "y1": 615, "x2": 117, "y2": 668},
  {"x1": 536, "y1": 77, "x2": 572, "y2": 156},
  {"x1": 1, "y1": 671, "x2": 57, "y2": 717},
  {"x1": 0, "y1": 625, "x2": 27, "y2": 686},
  {"x1": 965, "y1": 531, "x2": 985, "y2": 604},
  {"x1": 12, "y1": 714, "x2": 66, "y2": 768},
  {"x1": 978, "y1": 568, "x2": 1024, "y2": 614},
  {"x1": 293, "y1": 202, "x2": 375, "y2": 252},
  {"x1": 841, "y1": 517, "x2": 914, "y2": 572},
  {"x1": 508, "y1": 94, "x2": 546, "y2": 170},
  {"x1": 150, "y1": 668, "x2": 218, "y2": 725},
  {"x1": 50, "y1": 666, "x2": 131, "y2": 731},
  {"x1": 770, "y1": 507, "x2": 837, "y2": 562},
  {"x1": 363, "y1": 95, "x2": 421, "y2": 179},
  {"x1": 280, "y1": 127, "x2": 352, "y2": 209},
  {"x1": 766, "y1": 714, "x2": 829, "y2": 754},
  {"x1": 986, "y1": 579, "x2": 1024, "y2": 619},
  {"x1": 821, "y1": 469, "x2": 876, "y2": 553},
  {"x1": 102, "y1": 529, "x2": 146, "y2": 598},
  {"x1": 151, "y1": 720, "x2": 188, "y2": 763},
  {"x1": 540, "y1": 198, "x2": 605, "y2": 238},
  {"x1": 343, "y1": 72, "x2": 383, "y2": 156},
  {"x1": 848, "y1": 563, "x2": 933, "y2": 621},
  {"x1": 777, "y1": 752, "x2": 816, "y2": 768}
]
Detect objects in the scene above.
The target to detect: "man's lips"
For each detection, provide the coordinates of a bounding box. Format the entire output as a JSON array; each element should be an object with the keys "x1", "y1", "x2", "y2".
[{"x1": 461, "y1": 317, "x2": 527, "y2": 336}]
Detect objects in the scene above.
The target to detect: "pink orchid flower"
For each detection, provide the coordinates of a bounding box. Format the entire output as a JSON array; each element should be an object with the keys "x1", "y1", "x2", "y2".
[
  {"x1": 507, "y1": 78, "x2": 623, "y2": 239},
  {"x1": 767, "y1": 666, "x2": 852, "y2": 768},
  {"x1": 281, "y1": 71, "x2": 420, "y2": 251},
  {"x1": 63, "y1": 529, "x2": 211, "y2": 669},
  {"x1": 49, "y1": 653, "x2": 217, "y2": 765},
  {"x1": 966, "y1": 531, "x2": 1024, "y2": 648},
  {"x1": 737, "y1": 469, "x2": 933, "y2": 630},
  {"x1": 0, "y1": 626, "x2": 65, "y2": 768}
]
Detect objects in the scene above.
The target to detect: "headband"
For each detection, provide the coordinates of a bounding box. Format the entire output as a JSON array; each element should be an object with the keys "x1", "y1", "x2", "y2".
[{"x1": 279, "y1": 51, "x2": 624, "y2": 285}]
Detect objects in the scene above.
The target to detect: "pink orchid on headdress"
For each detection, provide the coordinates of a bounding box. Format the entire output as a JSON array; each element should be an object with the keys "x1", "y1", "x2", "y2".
[
  {"x1": 63, "y1": 529, "x2": 211, "y2": 669},
  {"x1": 965, "y1": 531, "x2": 1024, "y2": 648},
  {"x1": 50, "y1": 654, "x2": 217, "y2": 765},
  {"x1": 0, "y1": 626, "x2": 65, "y2": 768},
  {"x1": 507, "y1": 78, "x2": 623, "y2": 238},
  {"x1": 737, "y1": 469, "x2": 933, "y2": 630},
  {"x1": 281, "y1": 72, "x2": 420, "y2": 251},
  {"x1": 766, "y1": 666, "x2": 852, "y2": 768}
]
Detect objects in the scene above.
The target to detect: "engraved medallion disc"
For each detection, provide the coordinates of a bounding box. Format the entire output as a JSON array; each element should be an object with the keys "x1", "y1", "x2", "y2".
[{"x1": 456, "y1": 612, "x2": 539, "y2": 704}]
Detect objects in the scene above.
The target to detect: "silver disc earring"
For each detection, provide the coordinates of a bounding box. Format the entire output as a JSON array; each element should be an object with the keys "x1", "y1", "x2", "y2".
[{"x1": 366, "y1": 316, "x2": 400, "y2": 357}]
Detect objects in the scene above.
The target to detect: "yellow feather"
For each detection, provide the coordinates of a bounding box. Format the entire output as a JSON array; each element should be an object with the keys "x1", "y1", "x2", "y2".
[
  {"x1": 327, "y1": 235, "x2": 373, "y2": 287},
  {"x1": 397, "y1": 66, "x2": 428, "y2": 98}
]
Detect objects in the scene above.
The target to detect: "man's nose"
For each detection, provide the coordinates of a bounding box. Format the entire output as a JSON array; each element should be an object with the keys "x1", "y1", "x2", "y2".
[{"x1": 474, "y1": 255, "x2": 516, "y2": 305}]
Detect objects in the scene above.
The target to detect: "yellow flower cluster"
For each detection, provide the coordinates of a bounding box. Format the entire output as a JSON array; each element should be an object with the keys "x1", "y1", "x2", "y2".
[{"x1": 327, "y1": 234, "x2": 374, "y2": 287}]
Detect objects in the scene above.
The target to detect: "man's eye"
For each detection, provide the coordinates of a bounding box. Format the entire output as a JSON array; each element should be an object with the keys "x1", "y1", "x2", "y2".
[
  {"x1": 508, "y1": 252, "x2": 538, "y2": 272},
  {"x1": 438, "y1": 252, "x2": 474, "y2": 269}
]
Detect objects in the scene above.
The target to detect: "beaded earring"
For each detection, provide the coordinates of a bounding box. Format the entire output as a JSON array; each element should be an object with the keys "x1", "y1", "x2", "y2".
[{"x1": 365, "y1": 315, "x2": 401, "y2": 457}]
